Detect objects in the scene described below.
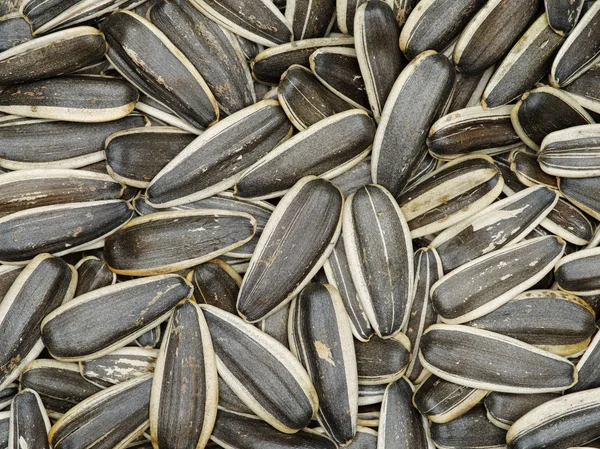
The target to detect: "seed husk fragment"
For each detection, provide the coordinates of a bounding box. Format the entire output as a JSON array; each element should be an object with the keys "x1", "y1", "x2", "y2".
[
  {"x1": 8, "y1": 389, "x2": 51, "y2": 449},
  {"x1": 484, "y1": 391, "x2": 562, "y2": 429},
  {"x1": 355, "y1": 333, "x2": 411, "y2": 385},
  {"x1": 539, "y1": 124, "x2": 600, "y2": 177},
  {"x1": 79, "y1": 347, "x2": 157, "y2": 387}
]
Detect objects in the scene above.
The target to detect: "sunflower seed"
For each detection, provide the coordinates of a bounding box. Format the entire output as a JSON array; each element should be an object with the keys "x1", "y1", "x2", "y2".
[
  {"x1": 236, "y1": 35, "x2": 263, "y2": 60},
  {"x1": 545, "y1": 0, "x2": 585, "y2": 35},
  {"x1": 79, "y1": 347, "x2": 157, "y2": 387},
  {"x1": 563, "y1": 63, "x2": 600, "y2": 114},
  {"x1": 355, "y1": 333, "x2": 411, "y2": 385},
  {"x1": 484, "y1": 391, "x2": 561, "y2": 430},
  {"x1": 399, "y1": 0, "x2": 486, "y2": 61},
  {"x1": 354, "y1": 0, "x2": 404, "y2": 121},
  {"x1": 284, "y1": 0, "x2": 335, "y2": 39},
  {"x1": 510, "y1": 148, "x2": 558, "y2": 189},
  {"x1": 149, "y1": 0, "x2": 256, "y2": 115},
  {"x1": 200, "y1": 304, "x2": 319, "y2": 433},
  {"x1": 150, "y1": 300, "x2": 217, "y2": 449},
  {"x1": 334, "y1": 0, "x2": 369, "y2": 34},
  {"x1": 187, "y1": 259, "x2": 241, "y2": 315},
  {"x1": 134, "y1": 326, "x2": 162, "y2": 349},
  {"x1": 559, "y1": 176, "x2": 600, "y2": 220},
  {"x1": 419, "y1": 324, "x2": 577, "y2": 393},
  {"x1": 289, "y1": 283, "x2": 357, "y2": 445},
  {"x1": 48, "y1": 374, "x2": 152, "y2": 449},
  {"x1": 0, "y1": 384, "x2": 17, "y2": 411},
  {"x1": 330, "y1": 157, "x2": 372, "y2": 197},
  {"x1": 482, "y1": 14, "x2": 565, "y2": 108},
  {"x1": 237, "y1": 176, "x2": 343, "y2": 322},
  {"x1": 453, "y1": 0, "x2": 541, "y2": 76},
  {"x1": 74, "y1": 256, "x2": 115, "y2": 296},
  {"x1": 255, "y1": 299, "x2": 290, "y2": 348},
  {"x1": 569, "y1": 329, "x2": 600, "y2": 393},
  {"x1": 0, "y1": 76, "x2": 139, "y2": 123},
  {"x1": 507, "y1": 388, "x2": 600, "y2": 449},
  {"x1": 427, "y1": 105, "x2": 522, "y2": 160},
  {"x1": 309, "y1": 47, "x2": 370, "y2": 111},
  {"x1": 378, "y1": 378, "x2": 429, "y2": 449},
  {"x1": 235, "y1": 109, "x2": 374, "y2": 199},
  {"x1": 397, "y1": 154, "x2": 504, "y2": 238},
  {"x1": 0, "y1": 265, "x2": 22, "y2": 302},
  {"x1": 448, "y1": 65, "x2": 496, "y2": 112},
  {"x1": 134, "y1": 94, "x2": 203, "y2": 135},
  {"x1": 358, "y1": 384, "x2": 386, "y2": 406},
  {"x1": 412, "y1": 374, "x2": 488, "y2": 423},
  {"x1": 542, "y1": 196, "x2": 595, "y2": 245},
  {"x1": 19, "y1": 359, "x2": 103, "y2": 417},
  {"x1": 146, "y1": 100, "x2": 292, "y2": 207},
  {"x1": 105, "y1": 127, "x2": 195, "y2": 189},
  {"x1": 8, "y1": 389, "x2": 50, "y2": 449},
  {"x1": 356, "y1": 404, "x2": 380, "y2": 428},
  {"x1": 431, "y1": 185, "x2": 558, "y2": 272},
  {"x1": 216, "y1": 376, "x2": 254, "y2": 414},
  {"x1": 555, "y1": 246, "x2": 600, "y2": 294},
  {"x1": 0, "y1": 13, "x2": 33, "y2": 52},
  {"x1": 41, "y1": 274, "x2": 193, "y2": 361},
  {"x1": 539, "y1": 124, "x2": 600, "y2": 177},
  {"x1": 101, "y1": 11, "x2": 218, "y2": 130},
  {"x1": 511, "y1": 86, "x2": 594, "y2": 150}
]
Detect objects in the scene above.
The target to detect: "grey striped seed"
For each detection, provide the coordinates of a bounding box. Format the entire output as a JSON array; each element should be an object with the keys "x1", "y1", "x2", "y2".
[
  {"x1": 412, "y1": 374, "x2": 488, "y2": 423},
  {"x1": 550, "y1": 1, "x2": 600, "y2": 87},
  {"x1": 539, "y1": 124, "x2": 600, "y2": 177},
  {"x1": 104, "y1": 210, "x2": 256, "y2": 276},
  {"x1": 358, "y1": 384, "x2": 386, "y2": 406},
  {"x1": 0, "y1": 13, "x2": 33, "y2": 52},
  {"x1": 545, "y1": 0, "x2": 585, "y2": 35},
  {"x1": 430, "y1": 185, "x2": 559, "y2": 272},
  {"x1": 0, "y1": 76, "x2": 139, "y2": 123},
  {"x1": 0, "y1": 384, "x2": 17, "y2": 411},
  {"x1": 419, "y1": 324, "x2": 577, "y2": 393},
  {"x1": 235, "y1": 109, "x2": 375, "y2": 200},
  {"x1": 559, "y1": 176, "x2": 600, "y2": 220},
  {"x1": 555, "y1": 246, "x2": 600, "y2": 295},
  {"x1": 252, "y1": 37, "x2": 354, "y2": 85},
  {"x1": 378, "y1": 379, "x2": 429, "y2": 449},
  {"x1": 150, "y1": 300, "x2": 218, "y2": 449},
  {"x1": 397, "y1": 155, "x2": 504, "y2": 238},
  {"x1": 510, "y1": 148, "x2": 558, "y2": 190},
  {"x1": 134, "y1": 94, "x2": 203, "y2": 135},
  {"x1": 284, "y1": 0, "x2": 335, "y2": 39},
  {"x1": 482, "y1": 14, "x2": 565, "y2": 108},
  {"x1": 372, "y1": 50, "x2": 455, "y2": 196},
  {"x1": 447, "y1": 65, "x2": 496, "y2": 112},
  {"x1": 330, "y1": 157, "x2": 372, "y2": 198},
  {"x1": 337, "y1": 0, "x2": 414, "y2": 34},
  {"x1": 289, "y1": 284, "x2": 358, "y2": 445},
  {"x1": 0, "y1": 254, "x2": 75, "y2": 391},
  {"x1": 0, "y1": 265, "x2": 22, "y2": 303},
  {"x1": 507, "y1": 388, "x2": 600, "y2": 449},
  {"x1": 135, "y1": 325, "x2": 162, "y2": 350},
  {"x1": 541, "y1": 197, "x2": 595, "y2": 246},
  {"x1": 216, "y1": 376, "x2": 253, "y2": 414},
  {"x1": 146, "y1": 100, "x2": 292, "y2": 208},
  {"x1": 355, "y1": 333, "x2": 411, "y2": 385},
  {"x1": 484, "y1": 392, "x2": 561, "y2": 430},
  {"x1": 79, "y1": 347, "x2": 158, "y2": 387},
  {"x1": 237, "y1": 177, "x2": 343, "y2": 323},
  {"x1": 8, "y1": 389, "x2": 50, "y2": 449},
  {"x1": 40, "y1": 274, "x2": 193, "y2": 361},
  {"x1": 101, "y1": 11, "x2": 218, "y2": 130},
  {"x1": 569, "y1": 330, "x2": 600, "y2": 393},
  {"x1": 200, "y1": 304, "x2": 319, "y2": 433},
  {"x1": 564, "y1": 63, "x2": 600, "y2": 114},
  {"x1": 48, "y1": 375, "x2": 153, "y2": 449},
  {"x1": 74, "y1": 256, "x2": 115, "y2": 297},
  {"x1": 511, "y1": 86, "x2": 594, "y2": 150},
  {"x1": 256, "y1": 300, "x2": 290, "y2": 348},
  {"x1": 427, "y1": 105, "x2": 522, "y2": 160},
  {"x1": 453, "y1": 0, "x2": 540, "y2": 75},
  {"x1": 188, "y1": 259, "x2": 241, "y2": 315},
  {"x1": 354, "y1": 0, "x2": 404, "y2": 122},
  {"x1": 431, "y1": 235, "x2": 565, "y2": 324}
]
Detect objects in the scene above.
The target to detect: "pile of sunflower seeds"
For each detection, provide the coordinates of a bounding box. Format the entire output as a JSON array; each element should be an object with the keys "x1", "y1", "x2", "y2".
[{"x1": 0, "y1": 0, "x2": 600, "y2": 447}]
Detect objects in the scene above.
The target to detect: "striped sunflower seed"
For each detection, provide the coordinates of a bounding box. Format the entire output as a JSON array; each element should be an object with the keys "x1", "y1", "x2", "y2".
[
  {"x1": 378, "y1": 378, "x2": 429, "y2": 449},
  {"x1": 354, "y1": 0, "x2": 404, "y2": 122},
  {"x1": 187, "y1": 259, "x2": 241, "y2": 314},
  {"x1": 40, "y1": 274, "x2": 193, "y2": 361},
  {"x1": 541, "y1": 196, "x2": 595, "y2": 246},
  {"x1": 135, "y1": 94, "x2": 203, "y2": 135},
  {"x1": 330, "y1": 157, "x2": 372, "y2": 197},
  {"x1": 539, "y1": 124, "x2": 600, "y2": 177},
  {"x1": 237, "y1": 176, "x2": 343, "y2": 323},
  {"x1": 430, "y1": 185, "x2": 558, "y2": 272},
  {"x1": 555, "y1": 246, "x2": 600, "y2": 295},
  {"x1": 397, "y1": 154, "x2": 504, "y2": 238},
  {"x1": 559, "y1": 176, "x2": 600, "y2": 220},
  {"x1": 427, "y1": 105, "x2": 522, "y2": 160},
  {"x1": 0, "y1": 114, "x2": 147, "y2": 170},
  {"x1": 216, "y1": 376, "x2": 253, "y2": 414},
  {"x1": 0, "y1": 254, "x2": 75, "y2": 391},
  {"x1": 149, "y1": 0, "x2": 256, "y2": 115},
  {"x1": 464, "y1": 289, "x2": 596, "y2": 356},
  {"x1": 101, "y1": 11, "x2": 218, "y2": 130},
  {"x1": 146, "y1": 100, "x2": 292, "y2": 208},
  {"x1": 104, "y1": 210, "x2": 256, "y2": 276},
  {"x1": 0, "y1": 75, "x2": 139, "y2": 123},
  {"x1": 255, "y1": 299, "x2": 290, "y2": 348},
  {"x1": 509, "y1": 148, "x2": 558, "y2": 190},
  {"x1": 419, "y1": 324, "x2": 577, "y2": 393},
  {"x1": 0, "y1": 265, "x2": 22, "y2": 302},
  {"x1": 0, "y1": 26, "x2": 106, "y2": 85},
  {"x1": 511, "y1": 86, "x2": 594, "y2": 150},
  {"x1": 0, "y1": 13, "x2": 33, "y2": 52},
  {"x1": 412, "y1": 374, "x2": 488, "y2": 424},
  {"x1": 309, "y1": 47, "x2": 370, "y2": 111},
  {"x1": 569, "y1": 329, "x2": 600, "y2": 393},
  {"x1": 0, "y1": 384, "x2": 17, "y2": 411},
  {"x1": 358, "y1": 384, "x2": 386, "y2": 406},
  {"x1": 506, "y1": 388, "x2": 600, "y2": 449},
  {"x1": 74, "y1": 256, "x2": 115, "y2": 297},
  {"x1": 447, "y1": 65, "x2": 496, "y2": 112},
  {"x1": 236, "y1": 34, "x2": 263, "y2": 61},
  {"x1": 284, "y1": 0, "x2": 335, "y2": 40},
  {"x1": 235, "y1": 109, "x2": 374, "y2": 200},
  {"x1": 135, "y1": 325, "x2": 162, "y2": 350},
  {"x1": 356, "y1": 404, "x2": 380, "y2": 428},
  {"x1": 79, "y1": 347, "x2": 158, "y2": 387},
  {"x1": 545, "y1": 0, "x2": 585, "y2": 35},
  {"x1": 550, "y1": 0, "x2": 600, "y2": 87},
  {"x1": 336, "y1": 0, "x2": 414, "y2": 34},
  {"x1": 399, "y1": 0, "x2": 486, "y2": 60},
  {"x1": 355, "y1": 333, "x2": 411, "y2": 385},
  {"x1": 289, "y1": 283, "x2": 358, "y2": 445},
  {"x1": 105, "y1": 127, "x2": 195, "y2": 189},
  {"x1": 251, "y1": 37, "x2": 354, "y2": 85},
  {"x1": 431, "y1": 235, "x2": 565, "y2": 324},
  {"x1": 19, "y1": 359, "x2": 102, "y2": 417},
  {"x1": 482, "y1": 14, "x2": 565, "y2": 108},
  {"x1": 343, "y1": 184, "x2": 413, "y2": 338},
  {"x1": 8, "y1": 389, "x2": 51, "y2": 449},
  {"x1": 485, "y1": 391, "x2": 562, "y2": 430},
  {"x1": 48, "y1": 374, "x2": 153, "y2": 449},
  {"x1": 372, "y1": 50, "x2": 455, "y2": 196},
  {"x1": 200, "y1": 304, "x2": 319, "y2": 433},
  {"x1": 453, "y1": 0, "x2": 541, "y2": 76},
  {"x1": 150, "y1": 300, "x2": 218, "y2": 449},
  {"x1": 563, "y1": 63, "x2": 600, "y2": 114},
  {"x1": 405, "y1": 153, "x2": 441, "y2": 191}
]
